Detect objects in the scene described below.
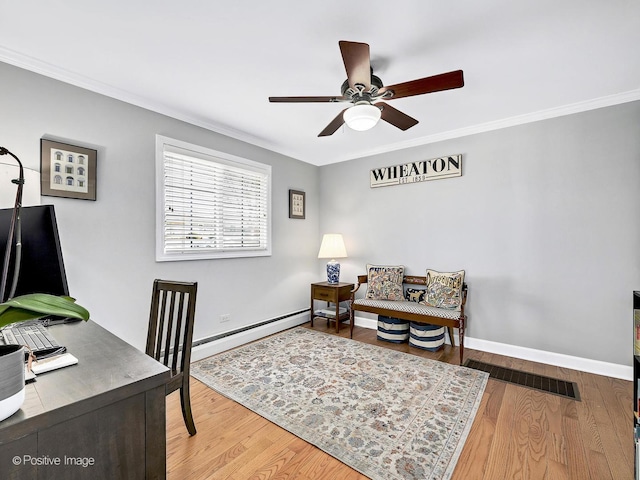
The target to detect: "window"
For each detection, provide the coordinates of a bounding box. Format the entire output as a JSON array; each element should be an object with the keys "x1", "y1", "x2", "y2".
[{"x1": 155, "y1": 135, "x2": 271, "y2": 261}]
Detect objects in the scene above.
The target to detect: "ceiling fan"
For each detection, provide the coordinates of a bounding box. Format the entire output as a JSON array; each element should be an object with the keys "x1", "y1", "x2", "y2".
[{"x1": 269, "y1": 41, "x2": 464, "y2": 137}]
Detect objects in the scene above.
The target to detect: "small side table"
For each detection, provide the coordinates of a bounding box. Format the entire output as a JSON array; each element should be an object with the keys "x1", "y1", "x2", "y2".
[{"x1": 310, "y1": 281, "x2": 355, "y2": 333}]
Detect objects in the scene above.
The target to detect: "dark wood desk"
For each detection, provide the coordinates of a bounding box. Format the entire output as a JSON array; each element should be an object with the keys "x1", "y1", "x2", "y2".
[{"x1": 0, "y1": 320, "x2": 170, "y2": 479}]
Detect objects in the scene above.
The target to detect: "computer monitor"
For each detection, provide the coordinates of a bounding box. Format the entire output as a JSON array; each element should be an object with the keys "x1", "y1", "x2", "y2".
[{"x1": 0, "y1": 204, "x2": 69, "y2": 299}]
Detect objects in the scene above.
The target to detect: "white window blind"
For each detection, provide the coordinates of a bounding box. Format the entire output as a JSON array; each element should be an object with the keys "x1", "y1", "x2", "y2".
[{"x1": 156, "y1": 135, "x2": 271, "y2": 261}]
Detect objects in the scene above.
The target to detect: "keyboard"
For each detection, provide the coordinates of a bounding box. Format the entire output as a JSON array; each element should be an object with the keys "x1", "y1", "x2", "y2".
[{"x1": 1, "y1": 323, "x2": 66, "y2": 358}]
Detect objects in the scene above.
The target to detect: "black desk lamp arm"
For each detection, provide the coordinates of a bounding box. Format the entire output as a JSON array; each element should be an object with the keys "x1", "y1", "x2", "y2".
[{"x1": 0, "y1": 146, "x2": 25, "y2": 303}]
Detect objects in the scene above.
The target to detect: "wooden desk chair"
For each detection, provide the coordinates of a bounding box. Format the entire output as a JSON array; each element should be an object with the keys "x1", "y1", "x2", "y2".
[{"x1": 145, "y1": 279, "x2": 198, "y2": 436}]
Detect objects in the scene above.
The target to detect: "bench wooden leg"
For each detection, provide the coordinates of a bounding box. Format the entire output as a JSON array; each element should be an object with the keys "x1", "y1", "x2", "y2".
[
  {"x1": 349, "y1": 308, "x2": 354, "y2": 339},
  {"x1": 458, "y1": 316, "x2": 465, "y2": 365},
  {"x1": 447, "y1": 327, "x2": 455, "y2": 348}
]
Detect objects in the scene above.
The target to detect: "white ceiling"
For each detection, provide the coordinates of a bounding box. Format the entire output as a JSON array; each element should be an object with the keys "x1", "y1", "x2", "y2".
[{"x1": 1, "y1": 1, "x2": 639, "y2": 166}]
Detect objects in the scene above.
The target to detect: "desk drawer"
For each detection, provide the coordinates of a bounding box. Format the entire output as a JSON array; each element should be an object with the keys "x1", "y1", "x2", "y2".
[{"x1": 313, "y1": 286, "x2": 335, "y2": 300}]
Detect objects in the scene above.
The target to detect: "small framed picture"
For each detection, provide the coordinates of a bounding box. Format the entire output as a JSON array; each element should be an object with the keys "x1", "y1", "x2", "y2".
[
  {"x1": 40, "y1": 139, "x2": 97, "y2": 201},
  {"x1": 289, "y1": 189, "x2": 305, "y2": 219}
]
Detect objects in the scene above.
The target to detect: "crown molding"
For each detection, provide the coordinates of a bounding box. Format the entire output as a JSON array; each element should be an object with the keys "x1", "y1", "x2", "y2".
[
  {"x1": 0, "y1": 47, "x2": 281, "y2": 155},
  {"x1": 2, "y1": 47, "x2": 639, "y2": 166},
  {"x1": 342, "y1": 89, "x2": 640, "y2": 163}
]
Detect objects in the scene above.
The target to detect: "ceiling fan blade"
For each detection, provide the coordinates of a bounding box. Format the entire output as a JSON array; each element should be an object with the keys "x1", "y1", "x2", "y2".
[
  {"x1": 269, "y1": 96, "x2": 342, "y2": 103},
  {"x1": 339, "y1": 41, "x2": 371, "y2": 90},
  {"x1": 379, "y1": 104, "x2": 419, "y2": 131},
  {"x1": 380, "y1": 70, "x2": 464, "y2": 100},
  {"x1": 318, "y1": 109, "x2": 348, "y2": 137}
]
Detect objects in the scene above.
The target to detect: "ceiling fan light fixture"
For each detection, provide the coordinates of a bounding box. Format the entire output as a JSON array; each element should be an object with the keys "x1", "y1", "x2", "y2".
[{"x1": 343, "y1": 103, "x2": 381, "y2": 131}]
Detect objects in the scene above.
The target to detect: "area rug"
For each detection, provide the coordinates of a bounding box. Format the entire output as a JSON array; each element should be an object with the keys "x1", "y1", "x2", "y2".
[{"x1": 191, "y1": 327, "x2": 488, "y2": 480}]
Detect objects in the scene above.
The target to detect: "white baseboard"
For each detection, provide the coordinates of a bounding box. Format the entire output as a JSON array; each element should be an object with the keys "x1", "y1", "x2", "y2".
[
  {"x1": 354, "y1": 314, "x2": 632, "y2": 381},
  {"x1": 354, "y1": 317, "x2": 378, "y2": 330},
  {"x1": 465, "y1": 337, "x2": 632, "y2": 381},
  {"x1": 192, "y1": 313, "x2": 632, "y2": 381},
  {"x1": 191, "y1": 312, "x2": 309, "y2": 362}
]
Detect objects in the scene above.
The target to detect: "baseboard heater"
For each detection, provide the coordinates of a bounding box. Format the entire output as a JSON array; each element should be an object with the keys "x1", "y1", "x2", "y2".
[{"x1": 192, "y1": 308, "x2": 310, "y2": 348}]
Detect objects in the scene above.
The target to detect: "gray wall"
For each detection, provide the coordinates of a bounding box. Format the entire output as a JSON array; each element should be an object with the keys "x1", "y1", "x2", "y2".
[
  {"x1": 3, "y1": 59, "x2": 639, "y2": 368},
  {"x1": 319, "y1": 100, "x2": 640, "y2": 366},
  {"x1": 0, "y1": 61, "x2": 319, "y2": 349}
]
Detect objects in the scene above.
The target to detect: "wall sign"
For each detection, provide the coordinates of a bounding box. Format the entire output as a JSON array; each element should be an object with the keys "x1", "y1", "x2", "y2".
[{"x1": 370, "y1": 154, "x2": 462, "y2": 188}]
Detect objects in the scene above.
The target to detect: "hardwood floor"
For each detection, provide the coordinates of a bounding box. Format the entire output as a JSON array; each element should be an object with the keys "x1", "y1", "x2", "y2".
[{"x1": 167, "y1": 322, "x2": 633, "y2": 479}]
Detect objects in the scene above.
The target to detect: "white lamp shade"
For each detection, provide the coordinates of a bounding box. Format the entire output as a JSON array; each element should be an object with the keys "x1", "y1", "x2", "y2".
[
  {"x1": 343, "y1": 104, "x2": 381, "y2": 131},
  {"x1": 317, "y1": 234, "x2": 347, "y2": 259}
]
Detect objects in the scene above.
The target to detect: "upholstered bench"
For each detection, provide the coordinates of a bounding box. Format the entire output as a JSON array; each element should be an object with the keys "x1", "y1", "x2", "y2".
[{"x1": 349, "y1": 266, "x2": 467, "y2": 364}]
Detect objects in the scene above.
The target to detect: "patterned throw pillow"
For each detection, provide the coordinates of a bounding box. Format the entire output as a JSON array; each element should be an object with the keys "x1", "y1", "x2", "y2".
[
  {"x1": 421, "y1": 269, "x2": 465, "y2": 311},
  {"x1": 405, "y1": 288, "x2": 426, "y2": 303},
  {"x1": 365, "y1": 264, "x2": 405, "y2": 301}
]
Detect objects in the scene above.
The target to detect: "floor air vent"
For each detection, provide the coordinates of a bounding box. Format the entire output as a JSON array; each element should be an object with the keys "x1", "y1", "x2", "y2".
[{"x1": 464, "y1": 359, "x2": 580, "y2": 401}]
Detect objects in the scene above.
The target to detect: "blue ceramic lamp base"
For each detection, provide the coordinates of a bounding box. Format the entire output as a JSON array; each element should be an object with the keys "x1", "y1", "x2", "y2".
[{"x1": 326, "y1": 261, "x2": 340, "y2": 284}]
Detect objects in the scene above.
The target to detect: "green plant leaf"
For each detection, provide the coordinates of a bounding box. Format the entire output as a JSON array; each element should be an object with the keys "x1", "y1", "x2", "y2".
[
  {"x1": 0, "y1": 293, "x2": 90, "y2": 330},
  {"x1": 0, "y1": 307, "x2": 46, "y2": 329}
]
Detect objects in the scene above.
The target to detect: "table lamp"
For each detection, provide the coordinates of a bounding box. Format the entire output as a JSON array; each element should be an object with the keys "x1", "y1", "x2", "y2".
[{"x1": 317, "y1": 233, "x2": 347, "y2": 284}]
